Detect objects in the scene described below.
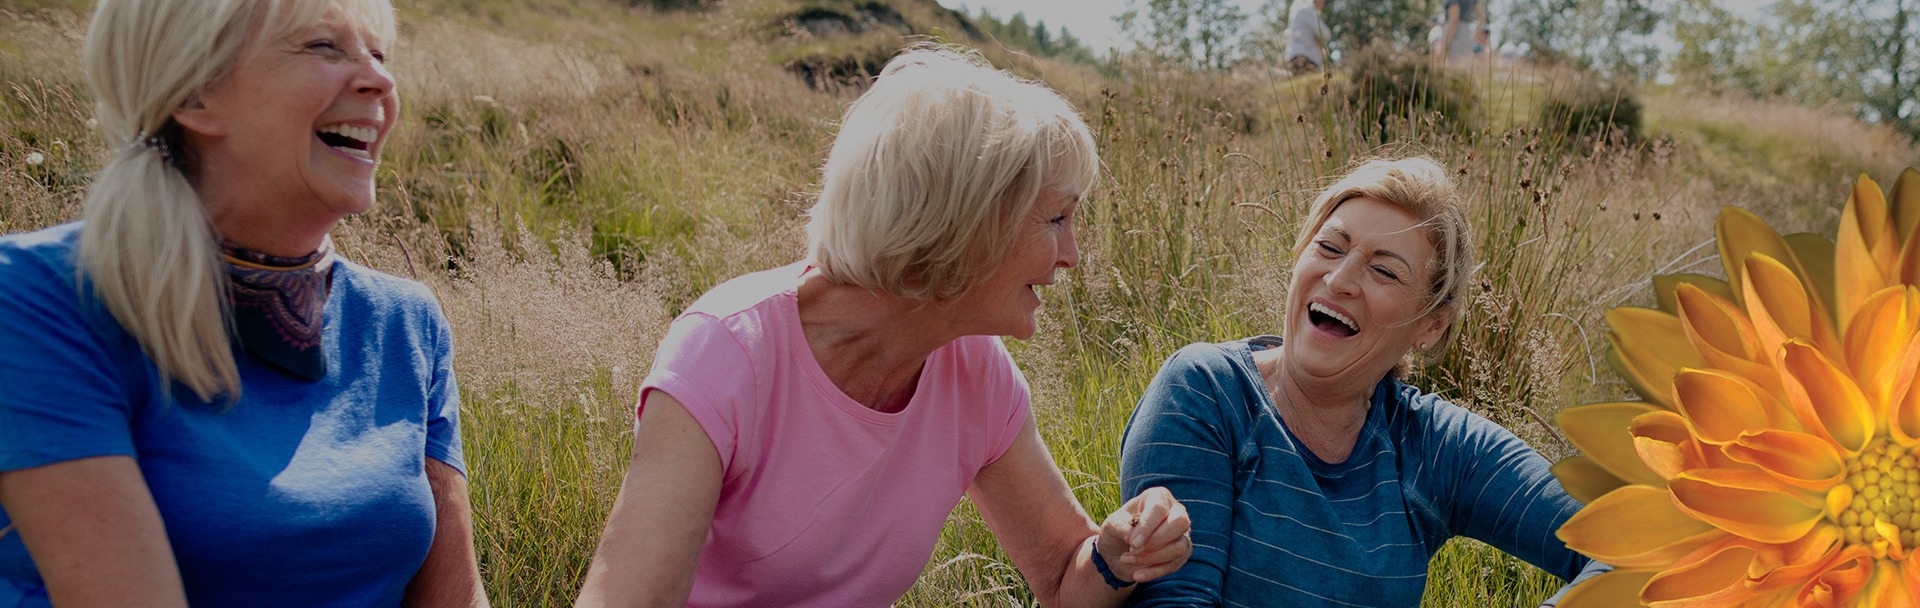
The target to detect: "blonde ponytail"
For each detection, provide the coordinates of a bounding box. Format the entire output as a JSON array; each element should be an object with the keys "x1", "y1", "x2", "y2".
[{"x1": 79, "y1": 0, "x2": 268, "y2": 402}]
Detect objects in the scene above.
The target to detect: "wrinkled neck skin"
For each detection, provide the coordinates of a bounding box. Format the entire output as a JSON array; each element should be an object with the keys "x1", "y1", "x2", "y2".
[
  {"x1": 796, "y1": 271, "x2": 976, "y2": 414},
  {"x1": 1254, "y1": 346, "x2": 1378, "y2": 464},
  {"x1": 195, "y1": 172, "x2": 339, "y2": 258}
]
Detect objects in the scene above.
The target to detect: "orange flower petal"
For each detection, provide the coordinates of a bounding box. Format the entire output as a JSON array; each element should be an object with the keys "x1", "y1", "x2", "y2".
[
  {"x1": 1786, "y1": 232, "x2": 1839, "y2": 317},
  {"x1": 1559, "y1": 402, "x2": 1667, "y2": 486},
  {"x1": 1676, "y1": 285, "x2": 1780, "y2": 395},
  {"x1": 1554, "y1": 568, "x2": 1656, "y2": 608},
  {"x1": 1608, "y1": 308, "x2": 1702, "y2": 408},
  {"x1": 1673, "y1": 369, "x2": 1789, "y2": 444},
  {"x1": 1717, "y1": 205, "x2": 1804, "y2": 310},
  {"x1": 1792, "y1": 547, "x2": 1872, "y2": 608},
  {"x1": 1633, "y1": 410, "x2": 1706, "y2": 480},
  {"x1": 1557, "y1": 484, "x2": 1724, "y2": 568},
  {"x1": 1891, "y1": 167, "x2": 1920, "y2": 241},
  {"x1": 1643, "y1": 541, "x2": 1760, "y2": 608},
  {"x1": 1897, "y1": 350, "x2": 1920, "y2": 444},
  {"x1": 1842, "y1": 286, "x2": 1920, "y2": 407},
  {"x1": 1746, "y1": 524, "x2": 1846, "y2": 592},
  {"x1": 1862, "y1": 559, "x2": 1915, "y2": 608},
  {"x1": 1550, "y1": 455, "x2": 1626, "y2": 505},
  {"x1": 1722, "y1": 429, "x2": 1845, "y2": 491},
  {"x1": 1652, "y1": 273, "x2": 1735, "y2": 316},
  {"x1": 1669, "y1": 469, "x2": 1823, "y2": 544},
  {"x1": 1838, "y1": 174, "x2": 1899, "y2": 333},
  {"x1": 1780, "y1": 341, "x2": 1876, "y2": 454},
  {"x1": 1743, "y1": 253, "x2": 1840, "y2": 365}
]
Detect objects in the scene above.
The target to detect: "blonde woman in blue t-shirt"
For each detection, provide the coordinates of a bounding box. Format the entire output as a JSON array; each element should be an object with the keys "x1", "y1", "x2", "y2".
[{"x1": 0, "y1": 0, "x2": 485, "y2": 605}]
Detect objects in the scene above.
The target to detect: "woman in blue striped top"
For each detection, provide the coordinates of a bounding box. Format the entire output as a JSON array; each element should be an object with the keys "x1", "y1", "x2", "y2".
[{"x1": 1118, "y1": 157, "x2": 1609, "y2": 607}]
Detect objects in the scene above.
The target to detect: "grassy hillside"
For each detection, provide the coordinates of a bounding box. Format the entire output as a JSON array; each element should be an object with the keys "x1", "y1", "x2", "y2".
[{"x1": 3, "y1": 0, "x2": 1918, "y2": 605}]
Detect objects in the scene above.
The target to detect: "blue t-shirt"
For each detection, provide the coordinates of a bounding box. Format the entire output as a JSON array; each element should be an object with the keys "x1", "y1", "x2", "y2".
[
  {"x1": 0, "y1": 223, "x2": 464, "y2": 607},
  {"x1": 1120, "y1": 337, "x2": 1601, "y2": 607}
]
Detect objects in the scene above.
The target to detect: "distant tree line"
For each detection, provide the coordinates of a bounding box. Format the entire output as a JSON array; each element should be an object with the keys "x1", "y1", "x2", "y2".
[
  {"x1": 968, "y1": 8, "x2": 1098, "y2": 65},
  {"x1": 1110, "y1": 0, "x2": 1920, "y2": 141}
]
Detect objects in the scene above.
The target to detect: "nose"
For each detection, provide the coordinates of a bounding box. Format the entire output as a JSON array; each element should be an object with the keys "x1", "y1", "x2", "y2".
[
  {"x1": 1057, "y1": 222, "x2": 1080, "y2": 269},
  {"x1": 1324, "y1": 257, "x2": 1361, "y2": 296},
  {"x1": 354, "y1": 53, "x2": 395, "y2": 98}
]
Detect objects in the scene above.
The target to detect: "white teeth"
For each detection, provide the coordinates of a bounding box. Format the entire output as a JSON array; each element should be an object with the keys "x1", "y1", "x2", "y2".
[
  {"x1": 1310, "y1": 302, "x2": 1357, "y2": 332},
  {"x1": 317, "y1": 123, "x2": 377, "y2": 144}
]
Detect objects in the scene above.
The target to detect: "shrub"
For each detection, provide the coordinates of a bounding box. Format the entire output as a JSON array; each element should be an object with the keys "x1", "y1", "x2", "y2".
[
  {"x1": 1537, "y1": 80, "x2": 1643, "y2": 147},
  {"x1": 1341, "y1": 46, "x2": 1476, "y2": 143}
]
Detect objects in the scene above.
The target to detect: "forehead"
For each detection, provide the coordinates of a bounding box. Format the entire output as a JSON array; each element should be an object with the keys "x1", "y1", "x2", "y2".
[
  {"x1": 259, "y1": 0, "x2": 394, "y2": 45},
  {"x1": 1320, "y1": 196, "x2": 1435, "y2": 256}
]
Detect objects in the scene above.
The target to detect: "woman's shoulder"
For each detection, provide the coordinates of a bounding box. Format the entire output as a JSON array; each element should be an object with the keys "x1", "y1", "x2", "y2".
[
  {"x1": 0, "y1": 222, "x2": 84, "y2": 281},
  {"x1": 1375, "y1": 375, "x2": 1502, "y2": 442},
  {"x1": 1159, "y1": 336, "x2": 1270, "y2": 378},
  {"x1": 679, "y1": 262, "x2": 808, "y2": 320},
  {"x1": 329, "y1": 257, "x2": 441, "y2": 312}
]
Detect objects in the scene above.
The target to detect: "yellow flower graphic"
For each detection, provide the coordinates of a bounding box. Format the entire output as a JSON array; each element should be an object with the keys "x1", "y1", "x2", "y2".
[{"x1": 1554, "y1": 168, "x2": 1920, "y2": 607}]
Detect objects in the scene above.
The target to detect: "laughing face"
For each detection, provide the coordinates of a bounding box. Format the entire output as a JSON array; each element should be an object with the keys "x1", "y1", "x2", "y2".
[
  {"x1": 951, "y1": 186, "x2": 1082, "y2": 340},
  {"x1": 1283, "y1": 196, "x2": 1451, "y2": 384},
  {"x1": 175, "y1": 3, "x2": 396, "y2": 237}
]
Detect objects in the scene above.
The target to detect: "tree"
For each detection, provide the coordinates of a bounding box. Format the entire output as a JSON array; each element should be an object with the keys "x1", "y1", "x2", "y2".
[
  {"x1": 1667, "y1": 0, "x2": 1919, "y2": 142},
  {"x1": 1318, "y1": 0, "x2": 1434, "y2": 52},
  {"x1": 1116, "y1": 0, "x2": 1250, "y2": 70},
  {"x1": 1505, "y1": 0, "x2": 1660, "y2": 78}
]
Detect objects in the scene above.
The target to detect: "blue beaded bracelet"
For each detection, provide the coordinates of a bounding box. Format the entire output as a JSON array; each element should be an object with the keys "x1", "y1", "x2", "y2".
[{"x1": 1090, "y1": 539, "x2": 1134, "y2": 589}]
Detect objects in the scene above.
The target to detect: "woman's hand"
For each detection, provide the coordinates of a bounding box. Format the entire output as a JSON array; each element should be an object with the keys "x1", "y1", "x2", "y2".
[{"x1": 1094, "y1": 487, "x2": 1191, "y2": 583}]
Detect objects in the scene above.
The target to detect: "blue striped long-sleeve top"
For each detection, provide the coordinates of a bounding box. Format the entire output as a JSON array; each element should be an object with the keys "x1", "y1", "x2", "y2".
[{"x1": 1119, "y1": 337, "x2": 1599, "y2": 607}]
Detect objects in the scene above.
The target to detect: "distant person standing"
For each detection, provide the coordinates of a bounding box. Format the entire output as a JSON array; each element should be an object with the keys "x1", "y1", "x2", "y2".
[
  {"x1": 1433, "y1": 0, "x2": 1490, "y2": 67},
  {"x1": 1283, "y1": 0, "x2": 1331, "y2": 77}
]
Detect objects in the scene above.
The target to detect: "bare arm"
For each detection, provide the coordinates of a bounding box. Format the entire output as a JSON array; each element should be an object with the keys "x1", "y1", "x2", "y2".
[
  {"x1": 1438, "y1": 4, "x2": 1463, "y2": 59},
  {"x1": 404, "y1": 459, "x2": 489, "y2": 607},
  {"x1": 968, "y1": 415, "x2": 1191, "y2": 608},
  {"x1": 0, "y1": 456, "x2": 188, "y2": 607},
  {"x1": 1475, "y1": 2, "x2": 1491, "y2": 47},
  {"x1": 575, "y1": 392, "x2": 722, "y2": 608}
]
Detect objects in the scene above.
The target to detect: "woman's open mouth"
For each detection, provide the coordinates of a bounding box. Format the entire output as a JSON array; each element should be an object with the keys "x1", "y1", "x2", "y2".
[{"x1": 1309, "y1": 302, "x2": 1358, "y2": 337}]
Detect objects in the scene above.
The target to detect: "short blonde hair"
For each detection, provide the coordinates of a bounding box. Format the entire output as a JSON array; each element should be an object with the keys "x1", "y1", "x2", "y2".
[
  {"x1": 805, "y1": 45, "x2": 1099, "y2": 301},
  {"x1": 1292, "y1": 157, "x2": 1474, "y2": 344},
  {"x1": 80, "y1": 0, "x2": 395, "y2": 402}
]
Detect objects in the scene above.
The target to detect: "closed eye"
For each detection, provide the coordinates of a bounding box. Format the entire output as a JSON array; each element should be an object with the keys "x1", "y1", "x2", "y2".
[
  {"x1": 1372, "y1": 265, "x2": 1401, "y2": 281},
  {"x1": 1316, "y1": 241, "x2": 1343, "y2": 257}
]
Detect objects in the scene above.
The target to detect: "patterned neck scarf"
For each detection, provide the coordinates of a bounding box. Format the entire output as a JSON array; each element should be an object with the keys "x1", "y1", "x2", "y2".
[{"x1": 221, "y1": 238, "x2": 334, "y2": 380}]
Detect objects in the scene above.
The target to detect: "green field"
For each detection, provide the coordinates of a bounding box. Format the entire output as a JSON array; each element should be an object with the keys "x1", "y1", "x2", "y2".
[{"x1": 4, "y1": 0, "x2": 1919, "y2": 605}]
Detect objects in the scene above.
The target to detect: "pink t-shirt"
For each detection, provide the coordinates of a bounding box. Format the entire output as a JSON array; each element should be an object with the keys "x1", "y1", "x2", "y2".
[{"x1": 639, "y1": 264, "x2": 1031, "y2": 607}]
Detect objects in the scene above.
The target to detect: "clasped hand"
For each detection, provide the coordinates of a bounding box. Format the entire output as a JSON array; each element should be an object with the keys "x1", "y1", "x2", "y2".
[{"x1": 1095, "y1": 486, "x2": 1192, "y2": 583}]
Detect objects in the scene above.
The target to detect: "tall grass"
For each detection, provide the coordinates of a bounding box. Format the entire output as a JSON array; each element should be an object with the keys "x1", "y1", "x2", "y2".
[{"x1": 4, "y1": 1, "x2": 1919, "y2": 606}]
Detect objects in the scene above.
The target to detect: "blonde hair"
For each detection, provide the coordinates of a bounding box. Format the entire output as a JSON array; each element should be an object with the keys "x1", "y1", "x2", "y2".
[
  {"x1": 1292, "y1": 156, "x2": 1474, "y2": 346},
  {"x1": 805, "y1": 44, "x2": 1099, "y2": 301},
  {"x1": 79, "y1": 0, "x2": 395, "y2": 402}
]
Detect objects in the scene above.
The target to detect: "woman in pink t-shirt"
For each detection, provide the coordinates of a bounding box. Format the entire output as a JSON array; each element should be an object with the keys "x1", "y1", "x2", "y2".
[{"x1": 574, "y1": 45, "x2": 1193, "y2": 607}]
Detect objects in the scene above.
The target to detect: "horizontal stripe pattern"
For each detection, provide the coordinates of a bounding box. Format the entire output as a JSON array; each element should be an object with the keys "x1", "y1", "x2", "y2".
[{"x1": 1119, "y1": 339, "x2": 1594, "y2": 607}]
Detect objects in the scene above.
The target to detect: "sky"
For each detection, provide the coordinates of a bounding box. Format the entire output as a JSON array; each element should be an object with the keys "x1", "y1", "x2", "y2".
[{"x1": 944, "y1": 0, "x2": 1272, "y2": 54}]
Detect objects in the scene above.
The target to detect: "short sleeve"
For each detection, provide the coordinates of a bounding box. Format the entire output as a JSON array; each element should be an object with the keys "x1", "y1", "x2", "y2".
[
  {"x1": 983, "y1": 337, "x2": 1031, "y2": 465},
  {"x1": 0, "y1": 244, "x2": 139, "y2": 471},
  {"x1": 422, "y1": 303, "x2": 465, "y2": 476},
  {"x1": 1417, "y1": 395, "x2": 1591, "y2": 582},
  {"x1": 1120, "y1": 343, "x2": 1248, "y2": 606},
  {"x1": 638, "y1": 312, "x2": 757, "y2": 472}
]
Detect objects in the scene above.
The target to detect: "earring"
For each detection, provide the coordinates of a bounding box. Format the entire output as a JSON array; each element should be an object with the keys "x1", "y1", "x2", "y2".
[{"x1": 1417, "y1": 342, "x2": 1428, "y2": 351}]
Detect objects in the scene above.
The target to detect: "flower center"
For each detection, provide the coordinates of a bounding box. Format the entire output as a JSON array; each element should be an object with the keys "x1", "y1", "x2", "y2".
[{"x1": 1836, "y1": 440, "x2": 1920, "y2": 551}]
